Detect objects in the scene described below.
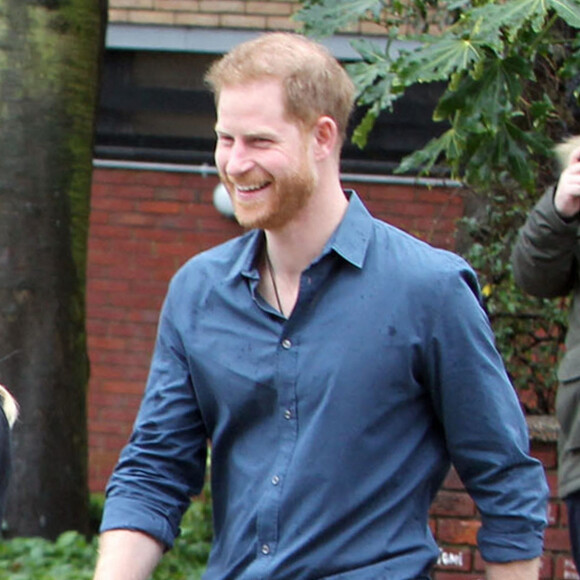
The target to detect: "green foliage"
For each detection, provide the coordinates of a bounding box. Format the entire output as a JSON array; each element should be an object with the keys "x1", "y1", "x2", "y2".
[
  {"x1": 0, "y1": 492, "x2": 213, "y2": 580},
  {"x1": 296, "y1": 0, "x2": 580, "y2": 413},
  {"x1": 0, "y1": 532, "x2": 98, "y2": 580},
  {"x1": 297, "y1": 0, "x2": 580, "y2": 192},
  {"x1": 459, "y1": 193, "x2": 568, "y2": 413},
  {"x1": 153, "y1": 484, "x2": 213, "y2": 580}
]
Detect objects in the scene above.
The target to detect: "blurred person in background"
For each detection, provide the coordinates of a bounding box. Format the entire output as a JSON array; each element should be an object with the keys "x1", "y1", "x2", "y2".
[
  {"x1": 0, "y1": 384, "x2": 18, "y2": 532},
  {"x1": 512, "y1": 135, "x2": 580, "y2": 573}
]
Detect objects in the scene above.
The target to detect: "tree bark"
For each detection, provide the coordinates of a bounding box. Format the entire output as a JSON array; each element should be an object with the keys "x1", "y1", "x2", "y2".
[{"x1": 0, "y1": 0, "x2": 106, "y2": 539}]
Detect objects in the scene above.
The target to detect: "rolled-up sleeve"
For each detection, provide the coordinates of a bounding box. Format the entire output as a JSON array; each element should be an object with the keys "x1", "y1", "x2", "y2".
[
  {"x1": 100, "y1": 279, "x2": 209, "y2": 548},
  {"x1": 427, "y1": 265, "x2": 548, "y2": 562}
]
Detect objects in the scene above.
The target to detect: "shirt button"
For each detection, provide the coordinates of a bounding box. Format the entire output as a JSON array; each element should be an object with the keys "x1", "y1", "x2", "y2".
[
  {"x1": 261, "y1": 544, "x2": 271, "y2": 555},
  {"x1": 281, "y1": 338, "x2": 292, "y2": 349},
  {"x1": 271, "y1": 475, "x2": 280, "y2": 486},
  {"x1": 284, "y1": 409, "x2": 292, "y2": 420}
]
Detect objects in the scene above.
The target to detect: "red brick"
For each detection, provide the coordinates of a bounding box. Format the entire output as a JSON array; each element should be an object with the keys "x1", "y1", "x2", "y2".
[
  {"x1": 555, "y1": 556, "x2": 579, "y2": 579},
  {"x1": 110, "y1": 184, "x2": 157, "y2": 200},
  {"x1": 138, "y1": 200, "x2": 183, "y2": 214},
  {"x1": 548, "y1": 501, "x2": 560, "y2": 526},
  {"x1": 89, "y1": 336, "x2": 128, "y2": 350},
  {"x1": 89, "y1": 223, "x2": 134, "y2": 239},
  {"x1": 90, "y1": 279, "x2": 131, "y2": 293},
  {"x1": 101, "y1": 379, "x2": 147, "y2": 394},
  {"x1": 437, "y1": 519, "x2": 481, "y2": 545},
  {"x1": 532, "y1": 442, "x2": 558, "y2": 469},
  {"x1": 91, "y1": 196, "x2": 136, "y2": 212},
  {"x1": 133, "y1": 171, "x2": 185, "y2": 187},
  {"x1": 562, "y1": 501, "x2": 569, "y2": 527},
  {"x1": 442, "y1": 468, "x2": 465, "y2": 490},
  {"x1": 110, "y1": 211, "x2": 159, "y2": 227},
  {"x1": 430, "y1": 490, "x2": 476, "y2": 517},
  {"x1": 546, "y1": 472, "x2": 560, "y2": 498},
  {"x1": 540, "y1": 555, "x2": 554, "y2": 579},
  {"x1": 93, "y1": 168, "x2": 143, "y2": 184},
  {"x1": 89, "y1": 209, "x2": 111, "y2": 225},
  {"x1": 416, "y1": 189, "x2": 462, "y2": 205},
  {"x1": 544, "y1": 526, "x2": 572, "y2": 551}
]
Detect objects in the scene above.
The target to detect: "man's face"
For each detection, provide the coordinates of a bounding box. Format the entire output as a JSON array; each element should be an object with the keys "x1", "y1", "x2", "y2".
[{"x1": 214, "y1": 78, "x2": 317, "y2": 231}]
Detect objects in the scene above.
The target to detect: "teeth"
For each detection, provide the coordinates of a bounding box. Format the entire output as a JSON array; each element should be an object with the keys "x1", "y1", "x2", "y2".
[{"x1": 237, "y1": 183, "x2": 268, "y2": 192}]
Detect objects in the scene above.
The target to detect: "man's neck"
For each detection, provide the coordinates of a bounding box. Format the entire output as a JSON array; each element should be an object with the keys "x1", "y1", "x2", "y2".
[
  {"x1": 265, "y1": 182, "x2": 348, "y2": 277},
  {"x1": 259, "y1": 182, "x2": 348, "y2": 317}
]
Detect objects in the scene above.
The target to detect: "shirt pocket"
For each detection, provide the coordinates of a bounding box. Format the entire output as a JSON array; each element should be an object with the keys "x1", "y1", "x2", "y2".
[{"x1": 556, "y1": 345, "x2": 580, "y2": 453}]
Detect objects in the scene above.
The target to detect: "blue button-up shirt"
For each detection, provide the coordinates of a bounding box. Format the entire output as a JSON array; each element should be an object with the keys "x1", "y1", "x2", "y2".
[{"x1": 101, "y1": 192, "x2": 548, "y2": 579}]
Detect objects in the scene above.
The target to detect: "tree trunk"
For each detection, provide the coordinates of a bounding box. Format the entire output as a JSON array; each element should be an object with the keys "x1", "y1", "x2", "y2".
[{"x1": 0, "y1": 0, "x2": 106, "y2": 539}]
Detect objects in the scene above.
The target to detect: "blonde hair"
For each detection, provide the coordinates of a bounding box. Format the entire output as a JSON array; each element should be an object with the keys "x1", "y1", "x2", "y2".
[
  {"x1": 0, "y1": 385, "x2": 18, "y2": 429},
  {"x1": 205, "y1": 32, "x2": 356, "y2": 144},
  {"x1": 554, "y1": 135, "x2": 580, "y2": 170}
]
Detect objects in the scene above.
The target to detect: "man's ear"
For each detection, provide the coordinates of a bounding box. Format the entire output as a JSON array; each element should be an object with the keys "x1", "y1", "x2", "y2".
[{"x1": 312, "y1": 116, "x2": 339, "y2": 161}]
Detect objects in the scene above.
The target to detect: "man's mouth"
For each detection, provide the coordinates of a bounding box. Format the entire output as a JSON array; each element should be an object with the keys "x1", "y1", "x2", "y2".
[{"x1": 235, "y1": 181, "x2": 271, "y2": 194}]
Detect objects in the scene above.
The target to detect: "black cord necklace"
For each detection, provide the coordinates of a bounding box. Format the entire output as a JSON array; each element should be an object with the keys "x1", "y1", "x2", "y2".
[{"x1": 265, "y1": 252, "x2": 285, "y2": 317}]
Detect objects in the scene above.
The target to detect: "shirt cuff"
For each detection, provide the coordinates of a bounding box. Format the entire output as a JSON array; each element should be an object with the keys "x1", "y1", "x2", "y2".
[
  {"x1": 478, "y1": 527, "x2": 544, "y2": 563},
  {"x1": 99, "y1": 495, "x2": 178, "y2": 549},
  {"x1": 541, "y1": 185, "x2": 580, "y2": 229}
]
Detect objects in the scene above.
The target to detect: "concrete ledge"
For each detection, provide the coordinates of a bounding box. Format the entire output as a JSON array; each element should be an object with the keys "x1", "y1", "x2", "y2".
[{"x1": 527, "y1": 414, "x2": 559, "y2": 443}]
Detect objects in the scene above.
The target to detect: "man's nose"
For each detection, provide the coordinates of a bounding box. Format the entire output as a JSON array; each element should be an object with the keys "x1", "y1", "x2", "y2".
[{"x1": 225, "y1": 142, "x2": 254, "y2": 176}]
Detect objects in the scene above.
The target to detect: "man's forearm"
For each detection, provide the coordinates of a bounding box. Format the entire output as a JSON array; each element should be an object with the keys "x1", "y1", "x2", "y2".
[
  {"x1": 486, "y1": 557, "x2": 540, "y2": 580},
  {"x1": 93, "y1": 529, "x2": 164, "y2": 580}
]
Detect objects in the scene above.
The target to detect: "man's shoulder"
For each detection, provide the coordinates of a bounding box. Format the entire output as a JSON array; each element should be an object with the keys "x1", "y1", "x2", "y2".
[
  {"x1": 171, "y1": 230, "x2": 257, "y2": 289},
  {"x1": 372, "y1": 218, "x2": 468, "y2": 274}
]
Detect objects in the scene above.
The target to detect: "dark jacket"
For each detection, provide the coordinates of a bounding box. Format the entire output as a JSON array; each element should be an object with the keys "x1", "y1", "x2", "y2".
[{"x1": 512, "y1": 187, "x2": 580, "y2": 498}]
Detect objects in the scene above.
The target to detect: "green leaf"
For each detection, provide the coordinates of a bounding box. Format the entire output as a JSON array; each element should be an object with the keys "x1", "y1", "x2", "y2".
[
  {"x1": 547, "y1": 0, "x2": 580, "y2": 27},
  {"x1": 395, "y1": 128, "x2": 466, "y2": 175},
  {"x1": 351, "y1": 109, "x2": 377, "y2": 148},
  {"x1": 434, "y1": 55, "x2": 529, "y2": 126},
  {"x1": 294, "y1": 0, "x2": 385, "y2": 37},
  {"x1": 470, "y1": 0, "x2": 549, "y2": 41},
  {"x1": 406, "y1": 35, "x2": 485, "y2": 83}
]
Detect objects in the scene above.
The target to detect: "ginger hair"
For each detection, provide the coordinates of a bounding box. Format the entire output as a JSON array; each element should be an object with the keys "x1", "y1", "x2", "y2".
[{"x1": 205, "y1": 32, "x2": 355, "y2": 144}]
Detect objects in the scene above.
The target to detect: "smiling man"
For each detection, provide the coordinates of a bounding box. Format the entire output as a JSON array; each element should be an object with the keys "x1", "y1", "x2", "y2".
[{"x1": 93, "y1": 33, "x2": 548, "y2": 580}]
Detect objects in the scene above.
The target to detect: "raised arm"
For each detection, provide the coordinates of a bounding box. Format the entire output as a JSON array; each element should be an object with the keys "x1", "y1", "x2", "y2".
[
  {"x1": 553, "y1": 143, "x2": 580, "y2": 219},
  {"x1": 511, "y1": 144, "x2": 580, "y2": 298}
]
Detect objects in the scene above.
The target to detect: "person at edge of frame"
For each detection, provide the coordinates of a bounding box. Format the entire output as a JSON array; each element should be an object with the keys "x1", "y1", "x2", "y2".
[
  {"x1": 0, "y1": 384, "x2": 18, "y2": 532},
  {"x1": 93, "y1": 32, "x2": 548, "y2": 580},
  {"x1": 512, "y1": 134, "x2": 580, "y2": 574}
]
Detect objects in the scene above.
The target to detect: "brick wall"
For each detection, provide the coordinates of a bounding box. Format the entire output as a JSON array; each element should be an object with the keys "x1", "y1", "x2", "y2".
[{"x1": 107, "y1": 0, "x2": 386, "y2": 34}]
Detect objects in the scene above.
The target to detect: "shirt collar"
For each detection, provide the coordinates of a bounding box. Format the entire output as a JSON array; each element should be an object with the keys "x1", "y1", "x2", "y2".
[
  {"x1": 325, "y1": 190, "x2": 373, "y2": 269},
  {"x1": 238, "y1": 190, "x2": 373, "y2": 280}
]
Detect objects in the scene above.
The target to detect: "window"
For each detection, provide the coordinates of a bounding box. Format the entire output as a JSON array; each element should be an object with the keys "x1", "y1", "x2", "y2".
[{"x1": 96, "y1": 27, "x2": 445, "y2": 174}]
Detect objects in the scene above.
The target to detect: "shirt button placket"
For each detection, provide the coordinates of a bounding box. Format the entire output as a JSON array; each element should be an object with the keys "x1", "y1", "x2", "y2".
[{"x1": 256, "y1": 333, "x2": 295, "y2": 567}]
